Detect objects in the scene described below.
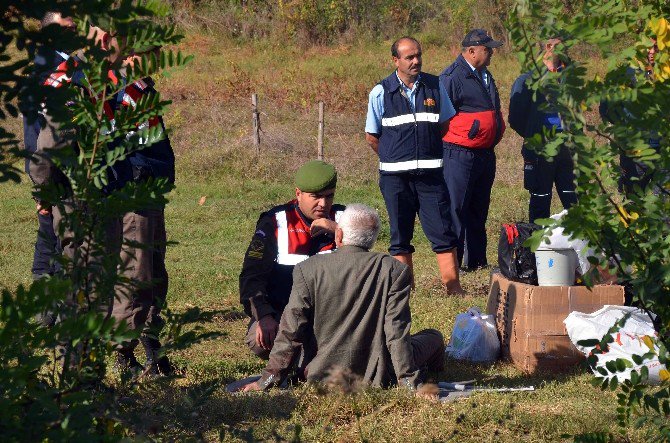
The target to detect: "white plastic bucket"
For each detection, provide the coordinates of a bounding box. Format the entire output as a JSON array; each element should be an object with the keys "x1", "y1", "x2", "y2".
[{"x1": 535, "y1": 248, "x2": 577, "y2": 286}]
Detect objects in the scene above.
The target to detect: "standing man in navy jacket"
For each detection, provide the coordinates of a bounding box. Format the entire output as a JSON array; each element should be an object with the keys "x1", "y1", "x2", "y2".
[
  {"x1": 365, "y1": 36, "x2": 463, "y2": 294},
  {"x1": 440, "y1": 29, "x2": 505, "y2": 271},
  {"x1": 509, "y1": 38, "x2": 577, "y2": 222}
]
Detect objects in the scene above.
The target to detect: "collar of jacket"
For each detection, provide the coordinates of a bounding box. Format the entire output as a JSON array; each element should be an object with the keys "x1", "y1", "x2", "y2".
[
  {"x1": 455, "y1": 54, "x2": 484, "y2": 80},
  {"x1": 289, "y1": 200, "x2": 313, "y2": 227},
  {"x1": 335, "y1": 245, "x2": 370, "y2": 253},
  {"x1": 386, "y1": 71, "x2": 423, "y2": 93}
]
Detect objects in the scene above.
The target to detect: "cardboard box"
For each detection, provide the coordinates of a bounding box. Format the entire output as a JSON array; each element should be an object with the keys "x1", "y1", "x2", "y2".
[{"x1": 486, "y1": 273, "x2": 625, "y2": 373}]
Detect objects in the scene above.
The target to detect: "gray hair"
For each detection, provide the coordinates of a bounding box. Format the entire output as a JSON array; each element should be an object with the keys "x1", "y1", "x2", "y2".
[
  {"x1": 338, "y1": 204, "x2": 381, "y2": 250},
  {"x1": 41, "y1": 11, "x2": 60, "y2": 29}
]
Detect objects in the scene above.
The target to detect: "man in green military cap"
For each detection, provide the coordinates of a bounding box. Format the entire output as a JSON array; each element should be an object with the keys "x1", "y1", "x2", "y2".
[{"x1": 240, "y1": 160, "x2": 345, "y2": 359}]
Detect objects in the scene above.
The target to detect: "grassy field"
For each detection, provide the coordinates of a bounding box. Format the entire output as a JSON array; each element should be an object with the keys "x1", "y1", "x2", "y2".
[{"x1": 0, "y1": 33, "x2": 648, "y2": 441}]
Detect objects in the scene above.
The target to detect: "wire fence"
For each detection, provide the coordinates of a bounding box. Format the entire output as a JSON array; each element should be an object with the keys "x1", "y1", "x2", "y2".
[{"x1": 165, "y1": 91, "x2": 524, "y2": 181}]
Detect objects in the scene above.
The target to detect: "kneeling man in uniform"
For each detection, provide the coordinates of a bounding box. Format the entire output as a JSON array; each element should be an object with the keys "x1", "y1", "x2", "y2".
[{"x1": 239, "y1": 160, "x2": 345, "y2": 359}]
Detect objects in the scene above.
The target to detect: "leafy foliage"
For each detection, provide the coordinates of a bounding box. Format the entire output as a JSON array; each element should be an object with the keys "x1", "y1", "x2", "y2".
[
  {"x1": 0, "y1": 1, "x2": 218, "y2": 440},
  {"x1": 170, "y1": 0, "x2": 513, "y2": 45},
  {"x1": 509, "y1": 0, "x2": 670, "y2": 440}
]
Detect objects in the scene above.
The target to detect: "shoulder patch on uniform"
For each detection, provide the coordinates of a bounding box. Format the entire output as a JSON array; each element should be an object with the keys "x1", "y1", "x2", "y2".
[
  {"x1": 247, "y1": 237, "x2": 265, "y2": 259},
  {"x1": 134, "y1": 79, "x2": 148, "y2": 90}
]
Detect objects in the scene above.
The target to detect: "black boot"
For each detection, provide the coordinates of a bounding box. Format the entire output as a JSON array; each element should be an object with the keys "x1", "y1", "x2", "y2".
[
  {"x1": 140, "y1": 335, "x2": 173, "y2": 376},
  {"x1": 115, "y1": 350, "x2": 144, "y2": 378}
]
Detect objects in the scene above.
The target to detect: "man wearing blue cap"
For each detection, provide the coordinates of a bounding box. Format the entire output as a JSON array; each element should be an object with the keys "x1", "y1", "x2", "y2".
[
  {"x1": 365, "y1": 36, "x2": 463, "y2": 294},
  {"x1": 440, "y1": 29, "x2": 506, "y2": 271},
  {"x1": 239, "y1": 160, "x2": 345, "y2": 359}
]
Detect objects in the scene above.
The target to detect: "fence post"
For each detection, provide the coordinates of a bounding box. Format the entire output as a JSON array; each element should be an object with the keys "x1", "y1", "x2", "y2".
[
  {"x1": 252, "y1": 93, "x2": 260, "y2": 153},
  {"x1": 317, "y1": 101, "x2": 324, "y2": 160}
]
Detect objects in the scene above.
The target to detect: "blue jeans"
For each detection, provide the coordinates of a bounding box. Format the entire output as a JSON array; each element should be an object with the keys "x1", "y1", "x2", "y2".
[{"x1": 32, "y1": 212, "x2": 61, "y2": 279}]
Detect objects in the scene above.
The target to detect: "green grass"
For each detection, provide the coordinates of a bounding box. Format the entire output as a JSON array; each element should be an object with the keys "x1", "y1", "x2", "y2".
[{"x1": 0, "y1": 33, "x2": 652, "y2": 441}]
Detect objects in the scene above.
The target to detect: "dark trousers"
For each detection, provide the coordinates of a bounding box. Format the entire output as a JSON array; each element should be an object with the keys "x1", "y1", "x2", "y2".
[
  {"x1": 245, "y1": 313, "x2": 281, "y2": 360},
  {"x1": 246, "y1": 319, "x2": 444, "y2": 378},
  {"x1": 246, "y1": 314, "x2": 317, "y2": 381},
  {"x1": 443, "y1": 144, "x2": 495, "y2": 270},
  {"x1": 32, "y1": 212, "x2": 61, "y2": 279},
  {"x1": 112, "y1": 209, "x2": 169, "y2": 352},
  {"x1": 523, "y1": 146, "x2": 577, "y2": 223},
  {"x1": 378, "y1": 170, "x2": 458, "y2": 256},
  {"x1": 411, "y1": 328, "x2": 445, "y2": 372},
  {"x1": 52, "y1": 200, "x2": 121, "y2": 311}
]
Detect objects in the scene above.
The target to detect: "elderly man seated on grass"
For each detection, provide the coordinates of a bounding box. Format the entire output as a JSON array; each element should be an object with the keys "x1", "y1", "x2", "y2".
[{"x1": 242, "y1": 203, "x2": 445, "y2": 392}]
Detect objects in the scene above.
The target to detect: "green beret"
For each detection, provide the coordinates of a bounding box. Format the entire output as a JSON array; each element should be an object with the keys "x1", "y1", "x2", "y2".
[{"x1": 295, "y1": 160, "x2": 337, "y2": 192}]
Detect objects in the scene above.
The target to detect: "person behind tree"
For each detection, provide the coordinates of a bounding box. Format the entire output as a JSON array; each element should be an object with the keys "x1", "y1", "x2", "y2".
[{"x1": 509, "y1": 37, "x2": 577, "y2": 223}]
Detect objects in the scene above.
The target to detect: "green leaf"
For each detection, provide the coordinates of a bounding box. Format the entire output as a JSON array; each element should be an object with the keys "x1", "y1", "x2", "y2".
[
  {"x1": 578, "y1": 339, "x2": 600, "y2": 347},
  {"x1": 634, "y1": 416, "x2": 647, "y2": 429},
  {"x1": 609, "y1": 376, "x2": 619, "y2": 391},
  {"x1": 606, "y1": 360, "x2": 618, "y2": 373},
  {"x1": 647, "y1": 396, "x2": 660, "y2": 413}
]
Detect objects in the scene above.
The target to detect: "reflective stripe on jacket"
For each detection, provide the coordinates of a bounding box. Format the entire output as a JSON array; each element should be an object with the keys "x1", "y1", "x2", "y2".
[
  {"x1": 274, "y1": 203, "x2": 343, "y2": 265},
  {"x1": 378, "y1": 72, "x2": 443, "y2": 173}
]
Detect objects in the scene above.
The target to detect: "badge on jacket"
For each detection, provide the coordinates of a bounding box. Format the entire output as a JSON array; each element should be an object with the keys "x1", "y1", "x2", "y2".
[
  {"x1": 424, "y1": 98, "x2": 436, "y2": 107},
  {"x1": 247, "y1": 237, "x2": 265, "y2": 259}
]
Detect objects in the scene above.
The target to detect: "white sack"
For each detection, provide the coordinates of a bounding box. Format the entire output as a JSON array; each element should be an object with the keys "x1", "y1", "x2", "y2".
[{"x1": 564, "y1": 305, "x2": 666, "y2": 384}]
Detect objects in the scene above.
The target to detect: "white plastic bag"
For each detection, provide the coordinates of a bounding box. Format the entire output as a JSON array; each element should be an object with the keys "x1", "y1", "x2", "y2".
[
  {"x1": 446, "y1": 307, "x2": 500, "y2": 362},
  {"x1": 542, "y1": 210, "x2": 594, "y2": 275},
  {"x1": 564, "y1": 305, "x2": 666, "y2": 384}
]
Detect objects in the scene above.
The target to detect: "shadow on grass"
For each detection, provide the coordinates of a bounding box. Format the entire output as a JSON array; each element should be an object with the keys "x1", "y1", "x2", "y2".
[
  {"x1": 439, "y1": 357, "x2": 586, "y2": 389},
  {"x1": 119, "y1": 377, "x2": 299, "y2": 440}
]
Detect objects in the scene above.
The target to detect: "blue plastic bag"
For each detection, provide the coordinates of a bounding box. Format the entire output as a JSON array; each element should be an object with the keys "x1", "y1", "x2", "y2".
[{"x1": 446, "y1": 307, "x2": 500, "y2": 362}]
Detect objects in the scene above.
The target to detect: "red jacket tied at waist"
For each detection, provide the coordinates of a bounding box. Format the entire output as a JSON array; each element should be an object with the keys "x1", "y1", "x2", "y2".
[{"x1": 443, "y1": 110, "x2": 505, "y2": 149}]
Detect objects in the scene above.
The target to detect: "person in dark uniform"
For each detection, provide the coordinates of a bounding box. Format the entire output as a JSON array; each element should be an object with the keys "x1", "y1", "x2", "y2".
[
  {"x1": 509, "y1": 37, "x2": 577, "y2": 223},
  {"x1": 24, "y1": 12, "x2": 76, "y2": 282},
  {"x1": 21, "y1": 11, "x2": 77, "y2": 327},
  {"x1": 365, "y1": 37, "x2": 463, "y2": 294},
  {"x1": 600, "y1": 38, "x2": 662, "y2": 196},
  {"x1": 104, "y1": 46, "x2": 176, "y2": 377},
  {"x1": 440, "y1": 29, "x2": 506, "y2": 271},
  {"x1": 239, "y1": 160, "x2": 345, "y2": 359}
]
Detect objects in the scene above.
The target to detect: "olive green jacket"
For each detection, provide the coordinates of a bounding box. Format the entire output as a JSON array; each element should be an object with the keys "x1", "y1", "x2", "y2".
[{"x1": 258, "y1": 245, "x2": 420, "y2": 390}]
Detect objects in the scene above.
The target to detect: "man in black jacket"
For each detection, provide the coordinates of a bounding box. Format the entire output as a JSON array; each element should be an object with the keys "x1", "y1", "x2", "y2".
[
  {"x1": 239, "y1": 161, "x2": 344, "y2": 360},
  {"x1": 508, "y1": 38, "x2": 577, "y2": 222}
]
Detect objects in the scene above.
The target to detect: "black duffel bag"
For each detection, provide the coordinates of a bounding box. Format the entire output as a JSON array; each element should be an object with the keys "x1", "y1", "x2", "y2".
[{"x1": 498, "y1": 222, "x2": 541, "y2": 285}]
